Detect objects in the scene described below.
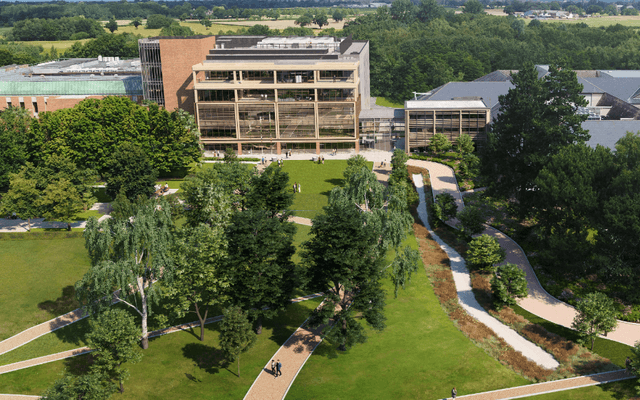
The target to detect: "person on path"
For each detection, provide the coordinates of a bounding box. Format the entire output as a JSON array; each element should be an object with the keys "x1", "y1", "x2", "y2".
[
  {"x1": 271, "y1": 359, "x2": 276, "y2": 376},
  {"x1": 298, "y1": 183, "x2": 301, "y2": 193},
  {"x1": 277, "y1": 360, "x2": 282, "y2": 377},
  {"x1": 452, "y1": 387, "x2": 457, "y2": 399}
]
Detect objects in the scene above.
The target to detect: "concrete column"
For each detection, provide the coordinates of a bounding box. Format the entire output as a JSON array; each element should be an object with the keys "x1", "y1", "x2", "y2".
[
  {"x1": 277, "y1": 142, "x2": 282, "y2": 155},
  {"x1": 316, "y1": 142, "x2": 321, "y2": 155},
  {"x1": 237, "y1": 143, "x2": 242, "y2": 155}
]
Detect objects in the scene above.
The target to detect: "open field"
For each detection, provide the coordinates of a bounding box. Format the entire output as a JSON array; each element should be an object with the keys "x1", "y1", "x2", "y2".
[
  {"x1": 111, "y1": 21, "x2": 244, "y2": 36},
  {"x1": 542, "y1": 15, "x2": 640, "y2": 27},
  {"x1": 11, "y1": 39, "x2": 90, "y2": 52},
  {"x1": 286, "y1": 230, "x2": 530, "y2": 400},
  {"x1": 0, "y1": 235, "x2": 90, "y2": 341},
  {"x1": 208, "y1": 17, "x2": 353, "y2": 31}
]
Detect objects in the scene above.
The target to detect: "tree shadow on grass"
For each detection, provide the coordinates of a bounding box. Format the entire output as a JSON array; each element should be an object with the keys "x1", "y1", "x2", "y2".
[
  {"x1": 181, "y1": 343, "x2": 226, "y2": 375},
  {"x1": 63, "y1": 352, "x2": 95, "y2": 376},
  {"x1": 51, "y1": 317, "x2": 91, "y2": 347},
  {"x1": 38, "y1": 286, "x2": 79, "y2": 316},
  {"x1": 325, "y1": 178, "x2": 344, "y2": 187}
]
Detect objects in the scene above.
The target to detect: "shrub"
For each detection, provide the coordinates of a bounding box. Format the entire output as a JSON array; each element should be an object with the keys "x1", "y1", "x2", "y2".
[
  {"x1": 467, "y1": 234, "x2": 506, "y2": 271},
  {"x1": 433, "y1": 193, "x2": 457, "y2": 222},
  {"x1": 430, "y1": 133, "x2": 452, "y2": 154},
  {"x1": 491, "y1": 263, "x2": 528, "y2": 307},
  {"x1": 456, "y1": 205, "x2": 485, "y2": 236}
]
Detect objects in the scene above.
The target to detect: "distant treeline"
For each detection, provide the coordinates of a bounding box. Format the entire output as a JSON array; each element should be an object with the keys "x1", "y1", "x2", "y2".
[
  {"x1": 7, "y1": 17, "x2": 105, "y2": 41},
  {"x1": 0, "y1": 1, "x2": 358, "y2": 27}
]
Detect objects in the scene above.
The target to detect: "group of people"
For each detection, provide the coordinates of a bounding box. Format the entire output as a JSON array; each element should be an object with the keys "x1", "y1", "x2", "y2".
[
  {"x1": 317, "y1": 155, "x2": 325, "y2": 164},
  {"x1": 271, "y1": 359, "x2": 282, "y2": 378},
  {"x1": 293, "y1": 182, "x2": 301, "y2": 193},
  {"x1": 277, "y1": 159, "x2": 284, "y2": 167}
]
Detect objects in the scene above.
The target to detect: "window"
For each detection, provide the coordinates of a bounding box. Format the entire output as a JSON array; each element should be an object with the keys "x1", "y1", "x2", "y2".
[
  {"x1": 278, "y1": 104, "x2": 315, "y2": 138},
  {"x1": 238, "y1": 89, "x2": 275, "y2": 102},
  {"x1": 198, "y1": 90, "x2": 235, "y2": 102},
  {"x1": 240, "y1": 71, "x2": 274, "y2": 82},
  {"x1": 318, "y1": 104, "x2": 355, "y2": 137},
  {"x1": 318, "y1": 70, "x2": 354, "y2": 82},
  {"x1": 198, "y1": 104, "x2": 236, "y2": 138},
  {"x1": 278, "y1": 89, "x2": 314, "y2": 102},
  {"x1": 206, "y1": 71, "x2": 234, "y2": 81},
  {"x1": 276, "y1": 70, "x2": 314, "y2": 84},
  {"x1": 318, "y1": 89, "x2": 355, "y2": 102},
  {"x1": 238, "y1": 104, "x2": 276, "y2": 138}
]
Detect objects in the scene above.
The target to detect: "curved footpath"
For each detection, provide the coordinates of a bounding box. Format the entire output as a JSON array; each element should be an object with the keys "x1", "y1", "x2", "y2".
[{"x1": 407, "y1": 159, "x2": 640, "y2": 347}]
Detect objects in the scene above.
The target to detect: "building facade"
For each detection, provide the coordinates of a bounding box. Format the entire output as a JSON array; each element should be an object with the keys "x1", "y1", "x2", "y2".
[{"x1": 140, "y1": 35, "x2": 370, "y2": 155}]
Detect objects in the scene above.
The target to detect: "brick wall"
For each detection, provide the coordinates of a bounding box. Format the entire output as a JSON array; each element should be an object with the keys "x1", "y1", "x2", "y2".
[
  {"x1": 159, "y1": 36, "x2": 216, "y2": 114},
  {"x1": 0, "y1": 95, "x2": 139, "y2": 116}
]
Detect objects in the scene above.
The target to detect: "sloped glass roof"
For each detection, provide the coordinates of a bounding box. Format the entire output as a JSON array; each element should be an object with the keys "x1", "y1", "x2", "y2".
[{"x1": 0, "y1": 77, "x2": 142, "y2": 96}]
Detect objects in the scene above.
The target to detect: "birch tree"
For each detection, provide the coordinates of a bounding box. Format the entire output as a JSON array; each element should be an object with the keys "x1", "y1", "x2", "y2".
[{"x1": 76, "y1": 197, "x2": 174, "y2": 349}]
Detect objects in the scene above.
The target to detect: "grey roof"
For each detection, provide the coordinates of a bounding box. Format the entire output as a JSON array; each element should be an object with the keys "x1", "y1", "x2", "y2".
[
  {"x1": 583, "y1": 120, "x2": 640, "y2": 149},
  {"x1": 474, "y1": 70, "x2": 512, "y2": 82},
  {"x1": 405, "y1": 99, "x2": 488, "y2": 109},
  {"x1": 599, "y1": 70, "x2": 640, "y2": 78},
  {"x1": 581, "y1": 77, "x2": 640, "y2": 103},
  {"x1": 577, "y1": 77, "x2": 604, "y2": 94},
  {"x1": 360, "y1": 97, "x2": 405, "y2": 119},
  {"x1": 421, "y1": 82, "x2": 512, "y2": 108}
]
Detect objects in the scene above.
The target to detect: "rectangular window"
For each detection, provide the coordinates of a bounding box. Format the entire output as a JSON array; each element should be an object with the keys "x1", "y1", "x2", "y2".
[
  {"x1": 278, "y1": 104, "x2": 315, "y2": 138},
  {"x1": 318, "y1": 104, "x2": 355, "y2": 137},
  {"x1": 318, "y1": 70, "x2": 355, "y2": 83},
  {"x1": 276, "y1": 70, "x2": 314, "y2": 84},
  {"x1": 238, "y1": 104, "x2": 276, "y2": 139},
  {"x1": 278, "y1": 89, "x2": 314, "y2": 102},
  {"x1": 241, "y1": 142, "x2": 276, "y2": 155},
  {"x1": 281, "y1": 142, "x2": 317, "y2": 154},
  {"x1": 198, "y1": 90, "x2": 235, "y2": 102},
  {"x1": 198, "y1": 104, "x2": 236, "y2": 138},
  {"x1": 237, "y1": 89, "x2": 275, "y2": 102},
  {"x1": 318, "y1": 89, "x2": 355, "y2": 102},
  {"x1": 240, "y1": 71, "x2": 274, "y2": 82},
  {"x1": 206, "y1": 71, "x2": 234, "y2": 81}
]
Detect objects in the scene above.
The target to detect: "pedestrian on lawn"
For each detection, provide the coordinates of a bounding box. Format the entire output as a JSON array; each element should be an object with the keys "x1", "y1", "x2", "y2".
[
  {"x1": 452, "y1": 387, "x2": 457, "y2": 399},
  {"x1": 277, "y1": 360, "x2": 282, "y2": 376},
  {"x1": 298, "y1": 183, "x2": 301, "y2": 193},
  {"x1": 271, "y1": 359, "x2": 276, "y2": 376}
]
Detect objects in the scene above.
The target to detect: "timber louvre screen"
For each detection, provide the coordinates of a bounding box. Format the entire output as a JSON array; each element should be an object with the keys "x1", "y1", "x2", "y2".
[{"x1": 139, "y1": 40, "x2": 165, "y2": 106}]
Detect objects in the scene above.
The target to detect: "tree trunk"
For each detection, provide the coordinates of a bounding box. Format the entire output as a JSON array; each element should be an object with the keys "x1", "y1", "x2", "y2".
[
  {"x1": 67, "y1": 222, "x2": 71, "y2": 231},
  {"x1": 194, "y1": 303, "x2": 208, "y2": 342},
  {"x1": 339, "y1": 318, "x2": 347, "y2": 351},
  {"x1": 140, "y1": 281, "x2": 149, "y2": 350},
  {"x1": 255, "y1": 315, "x2": 263, "y2": 335},
  {"x1": 237, "y1": 355, "x2": 240, "y2": 378},
  {"x1": 119, "y1": 380, "x2": 124, "y2": 393},
  {"x1": 591, "y1": 336, "x2": 595, "y2": 351}
]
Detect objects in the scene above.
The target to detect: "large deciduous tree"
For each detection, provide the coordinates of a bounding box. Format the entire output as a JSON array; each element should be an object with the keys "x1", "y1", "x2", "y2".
[
  {"x1": 102, "y1": 143, "x2": 158, "y2": 201},
  {"x1": 76, "y1": 197, "x2": 174, "y2": 349},
  {"x1": 245, "y1": 164, "x2": 294, "y2": 220},
  {"x1": 87, "y1": 309, "x2": 142, "y2": 393},
  {"x1": 224, "y1": 209, "x2": 296, "y2": 334},
  {"x1": 42, "y1": 372, "x2": 114, "y2": 400},
  {"x1": 0, "y1": 166, "x2": 40, "y2": 231},
  {"x1": 571, "y1": 292, "x2": 618, "y2": 351},
  {"x1": 482, "y1": 64, "x2": 589, "y2": 216},
  {"x1": 0, "y1": 107, "x2": 32, "y2": 190}
]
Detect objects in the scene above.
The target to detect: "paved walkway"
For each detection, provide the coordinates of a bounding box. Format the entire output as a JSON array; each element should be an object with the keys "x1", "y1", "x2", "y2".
[
  {"x1": 0, "y1": 203, "x2": 111, "y2": 233},
  {"x1": 407, "y1": 159, "x2": 640, "y2": 348},
  {"x1": 411, "y1": 172, "x2": 559, "y2": 369}
]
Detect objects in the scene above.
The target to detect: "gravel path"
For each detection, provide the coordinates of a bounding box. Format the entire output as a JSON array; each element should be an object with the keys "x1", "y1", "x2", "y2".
[
  {"x1": 411, "y1": 171, "x2": 559, "y2": 370},
  {"x1": 408, "y1": 159, "x2": 640, "y2": 348}
]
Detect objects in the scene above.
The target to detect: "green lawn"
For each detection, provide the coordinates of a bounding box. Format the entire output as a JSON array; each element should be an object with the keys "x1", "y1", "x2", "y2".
[
  {"x1": 13, "y1": 39, "x2": 90, "y2": 51},
  {"x1": 512, "y1": 305, "x2": 634, "y2": 368},
  {"x1": 0, "y1": 236, "x2": 90, "y2": 341},
  {"x1": 519, "y1": 380, "x2": 638, "y2": 399},
  {"x1": 375, "y1": 97, "x2": 404, "y2": 108},
  {"x1": 285, "y1": 231, "x2": 530, "y2": 399},
  {"x1": 281, "y1": 160, "x2": 373, "y2": 219},
  {"x1": 0, "y1": 298, "x2": 322, "y2": 398}
]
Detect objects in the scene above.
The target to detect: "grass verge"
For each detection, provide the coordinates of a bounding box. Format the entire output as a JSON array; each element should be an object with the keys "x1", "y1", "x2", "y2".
[{"x1": 375, "y1": 97, "x2": 404, "y2": 108}]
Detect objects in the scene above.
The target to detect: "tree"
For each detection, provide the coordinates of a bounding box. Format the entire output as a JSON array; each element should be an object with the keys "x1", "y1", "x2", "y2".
[
  {"x1": 430, "y1": 133, "x2": 451, "y2": 154},
  {"x1": 623, "y1": 7, "x2": 639, "y2": 15},
  {"x1": 146, "y1": 14, "x2": 173, "y2": 29},
  {"x1": 571, "y1": 292, "x2": 618, "y2": 351},
  {"x1": 38, "y1": 178, "x2": 83, "y2": 231},
  {"x1": 343, "y1": 154, "x2": 369, "y2": 182},
  {"x1": 586, "y1": 5, "x2": 603, "y2": 15},
  {"x1": 225, "y1": 209, "x2": 296, "y2": 334},
  {"x1": 463, "y1": 0, "x2": 485, "y2": 14},
  {"x1": 103, "y1": 143, "x2": 158, "y2": 201},
  {"x1": 246, "y1": 165, "x2": 294, "y2": 219},
  {"x1": 433, "y1": 193, "x2": 457, "y2": 222},
  {"x1": 130, "y1": 17, "x2": 142, "y2": 29},
  {"x1": 491, "y1": 263, "x2": 528, "y2": 307},
  {"x1": 456, "y1": 205, "x2": 485, "y2": 236},
  {"x1": 390, "y1": 0, "x2": 417, "y2": 23},
  {"x1": 181, "y1": 169, "x2": 233, "y2": 228},
  {"x1": 194, "y1": 6, "x2": 208, "y2": 20},
  {"x1": 179, "y1": 13, "x2": 188, "y2": 22},
  {"x1": 466, "y1": 234, "x2": 505, "y2": 271},
  {"x1": 294, "y1": 14, "x2": 313, "y2": 27},
  {"x1": 332, "y1": 9, "x2": 345, "y2": 22},
  {"x1": 0, "y1": 167, "x2": 40, "y2": 231},
  {"x1": 166, "y1": 224, "x2": 228, "y2": 341},
  {"x1": 42, "y1": 372, "x2": 114, "y2": 400},
  {"x1": 160, "y1": 23, "x2": 195, "y2": 37},
  {"x1": 200, "y1": 17, "x2": 212, "y2": 30},
  {"x1": 219, "y1": 306, "x2": 257, "y2": 378},
  {"x1": 314, "y1": 12, "x2": 329, "y2": 28},
  {"x1": 389, "y1": 148, "x2": 409, "y2": 186},
  {"x1": 417, "y1": 0, "x2": 445, "y2": 22},
  {"x1": 87, "y1": 309, "x2": 142, "y2": 393},
  {"x1": 455, "y1": 134, "x2": 475, "y2": 155},
  {"x1": 482, "y1": 64, "x2": 589, "y2": 216},
  {"x1": 105, "y1": 18, "x2": 118, "y2": 33},
  {"x1": 604, "y1": 4, "x2": 618, "y2": 15},
  {"x1": 0, "y1": 107, "x2": 32, "y2": 189},
  {"x1": 76, "y1": 197, "x2": 174, "y2": 349}
]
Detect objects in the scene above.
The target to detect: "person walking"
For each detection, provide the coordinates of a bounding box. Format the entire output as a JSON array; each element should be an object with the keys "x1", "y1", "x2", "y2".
[
  {"x1": 277, "y1": 360, "x2": 282, "y2": 377},
  {"x1": 451, "y1": 387, "x2": 457, "y2": 399},
  {"x1": 271, "y1": 359, "x2": 276, "y2": 376},
  {"x1": 298, "y1": 183, "x2": 301, "y2": 193}
]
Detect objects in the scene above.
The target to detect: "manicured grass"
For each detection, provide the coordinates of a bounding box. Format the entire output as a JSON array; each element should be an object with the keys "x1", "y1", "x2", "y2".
[
  {"x1": 0, "y1": 237, "x2": 90, "y2": 341},
  {"x1": 519, "y1": 380, "x2": 638, "y2": 399},
  {"x1": 511, "y1": 305, "x2": 634, "y2": 368},
  {"x1": 0, "y1": 298, "x2": 322, "y2": 398},
  {"x1": 291, "y1": 223, "x2": 311, "y2": 266},
  {"x1": 281, "y1": 160, "x2": 373, "y2": 219},
  {"x1": 286, "y1": 231, "x2": 530, "y2": 399},
  {"x1": 375, "y1": 96, "x2": 404, "y2": 108}
]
